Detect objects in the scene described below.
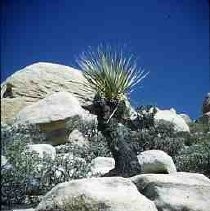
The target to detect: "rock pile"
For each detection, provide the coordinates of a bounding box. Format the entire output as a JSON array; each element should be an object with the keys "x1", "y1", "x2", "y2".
[
  {"x1": 35, "y1": 172, "x2": 210, "y2": 211},
  {"x1": 14, "y1": 91, "x2": 96, "y2": 145},
  {"x1": 1, "y1": 62, "x2": 95, "y2": 124}
]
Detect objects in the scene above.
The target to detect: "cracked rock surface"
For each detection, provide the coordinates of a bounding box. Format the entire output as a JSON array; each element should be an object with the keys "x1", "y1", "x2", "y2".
[
  {"x1": 1, "y1": 62, "x2": 95, "y2": 124},
  {"x1": 131, "y1": 172, "x2": 210, "y2": 211}
]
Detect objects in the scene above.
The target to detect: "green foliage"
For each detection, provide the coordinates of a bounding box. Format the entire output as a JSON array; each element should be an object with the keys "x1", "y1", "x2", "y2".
[
  {"x1": 39, "y1": 194, "x2": 110, "y2": 211},
  {"x1": 1, "y1": 120, "x2": 111, "y2": 207},
  {"x1": 39, "y1": 154, "x2": 90, "y2": 192},
  {"x1": 1, "y1": 123, "x2": 45, "y2": 154},
  {"x1": 57, "y1": 131, "x2": 111, "y2": 164},
  {"x1": 1, "y1": 139, "x2": 43, "y2": 205},
  {"x1": 128, "y1": 112, "x2": 210, "y2": 178},
  {"x1": 64, "y1": 117, "x2": 111, "y2": 162},
  {"x1": 1, "y1": 138, "x2": 92, "y2": 206},
  {"x1": 78, "y1": 46, "x2": 148, "y2": 101},
  {"x1": 175, "y1": 142, "x2": 210, "y2": 176},
  {"x1": 1, "y1": 123, "x2": 95, "y2": 207},
  {"x1": 129, "y1": 119, "x2": 185, "y2": 156},
  {"x1": 134, "y1": 105, "x2": 157, "y2": 129},
  {"x1": 65, "y1": 116, "x2": 98, "y2": 141},
  {"x1": 174, "y1": 122, "x2": 210, "y2": 177},
  {"x1": 189, "y1": 121, "x2": 210, "y2": 134},
  {"x1": 1, "y1": 123, "x2": 45, "y2": 206}
]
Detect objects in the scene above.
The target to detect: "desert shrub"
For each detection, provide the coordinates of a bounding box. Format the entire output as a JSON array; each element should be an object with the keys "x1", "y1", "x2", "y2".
[
  {"x1": 130, "y1": 120, "x2": 185, "y2": 156},
  {"x1": 68, "y1": 111, "x2": 210, "y2": 179},
  {"x1": 1, "y1": 123, "x2": 45, "y2": 154},
  {"x1": 1, "y1": 123, "x2": 46, "y2": 205},
  {"x1": 132, "y1": 132, "x2": 185, "y2": 157},
  {"x1": 127, "y1": 106, "x2": 185, "y2": 156},
  {"x1": 130, "y1": 113, "x2": 210, "y2": 177},
  {"x1": 55, "y1": 132, "x2": 111, "y2": 164},
  {"x1": 37, "y1": 154, "x2": 91, "y2": 194},
  {"x1": 190, "y1": 121, "x2": 210, "y2": 134},
  {"x1": 86, "y1": 132, "x2": 111, "y2": 160},
  {"x1": 38, "y1": 194, "x2": 110, "y2": 211},
  {"x1": 189, "y1": 122, "x2": 210, "y2": 144},
  {"x1": 1, "y1": 123, "x2": 93, "y2": 207},
  {"x1": 134, "y1": 105, "x2": 157, "y2": 129},
  {"x1": 174, "y1": 122, "x2": 210, "y2": 177},
  {"x1": 175, "y1": 142, "x2": 210, "y2": 176},
  {"x1": 1, "y1": 139, "x2": 43, "y2": 205},
  {"x1": 1, "y1": 140, "x2": 92, "y2": 207},
  {"x1": 65, "y1": 116, "x2": 98, "y2": 140},
  {"x1": 60, "y1": 194, "x2": 111, "y2": 211},
  {"x1": 62, "y1": 117, "x2": 111, "y2": 162}
]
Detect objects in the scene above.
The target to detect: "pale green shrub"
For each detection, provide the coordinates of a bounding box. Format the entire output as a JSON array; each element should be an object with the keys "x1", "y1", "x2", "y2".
[
  {"x1": 1, "y1": 123, "x2": 93, "y2": 207},
  {"x1": 38, "y1": 194, "x2": 110, "y2": 211}
]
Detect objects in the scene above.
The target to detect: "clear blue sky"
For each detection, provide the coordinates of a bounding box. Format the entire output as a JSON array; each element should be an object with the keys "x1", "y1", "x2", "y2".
[{"x1": 1, "y1": 0, "x2": 209, "y2": 119}]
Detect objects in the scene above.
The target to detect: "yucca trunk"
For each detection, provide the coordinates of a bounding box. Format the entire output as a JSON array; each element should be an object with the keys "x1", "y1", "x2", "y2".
[{"x1": 94, "y1": 99, "x2": 141, "y2": 177}]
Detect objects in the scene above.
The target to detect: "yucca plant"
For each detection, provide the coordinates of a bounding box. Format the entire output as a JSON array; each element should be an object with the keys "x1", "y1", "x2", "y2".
[
  {"x1": 78, "y1": 46, "x2": 148, "y2": 177},
  {"x1": 79, "y1": 46, "x2": 147, "y2": 101}
]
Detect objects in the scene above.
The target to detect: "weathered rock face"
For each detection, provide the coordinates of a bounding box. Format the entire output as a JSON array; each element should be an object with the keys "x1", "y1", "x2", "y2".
[
  {"x1": 90, "y1": 157, "x2": 115, "y2": 176},
  {"x1": 1, "y1": 62, "x2": 95, "y2": 124},
  {"x1": 203, "y1": 93, "x2": 210, "y2": 114},
  {"x1": 15, "y1": 92, "x2": 91, "y2": 124},
  {"x1": 154, "y1": 108, "x2": 190, "y2": 132},
  {"x1": 36, "y1": 177, "x2": 157, "y2": 211},
  {"x1": 179, "y1": 113, "x2": 192, "y2": 124},
  {"x1": 14, "y1": 92, "x2": 96, "y2": 145},
  {"x1": 137, "y1": 150, "x2": 177, "y2": 174},
  {"x1": 131, "y1": 172, "x2": 210, "y2": 211}
]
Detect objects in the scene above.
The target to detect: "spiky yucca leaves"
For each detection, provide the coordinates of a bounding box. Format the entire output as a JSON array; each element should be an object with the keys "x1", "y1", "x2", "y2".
[
  {"x1": 77, "y1": 46, "x2": 147, "y2": 177},
  {"x1": 78, "y1": 47, "x2": 148, "y2": 102}
]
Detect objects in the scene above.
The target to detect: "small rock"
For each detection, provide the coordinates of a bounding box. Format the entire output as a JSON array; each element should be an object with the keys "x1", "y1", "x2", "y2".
[
  {"x1": 90, "y1": 157, "x2": 115, "y2": 176},
  {"x1": 1, "y1": 155, "x2": 8, "y2": 166},
  {"x1": 27, "y1": 144, "x2": 56, "y2": 160},
  {"x1": 68, "y1": 129, "x2": 87, "y2": 146},
  {"x1": 1, "y1": 155, "x2": 12, "y2": 170},
  {"x1": 154, "y1": 108, "x2": 190, "y2": 132},
  {"x1": 137, "y1": 150, "x2": 177, "y2": 174}
]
